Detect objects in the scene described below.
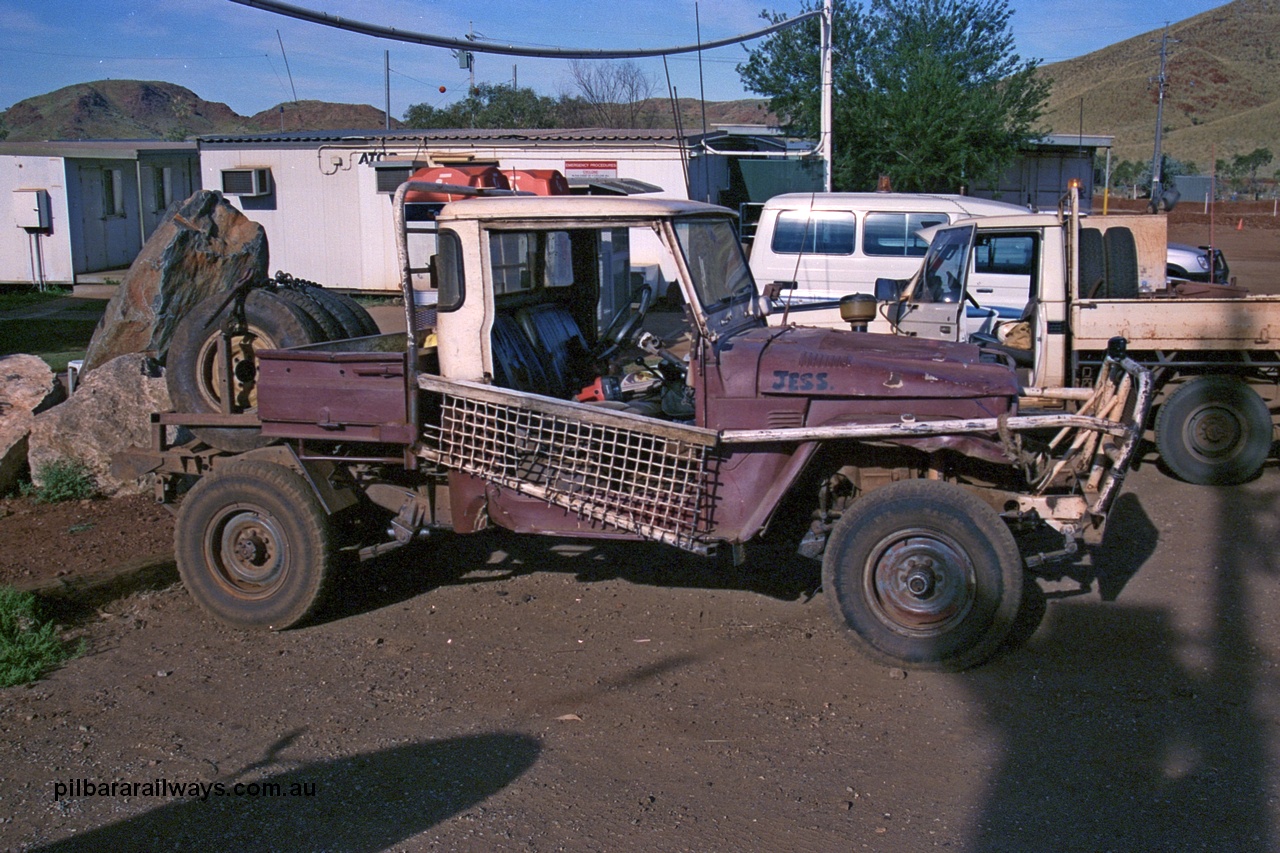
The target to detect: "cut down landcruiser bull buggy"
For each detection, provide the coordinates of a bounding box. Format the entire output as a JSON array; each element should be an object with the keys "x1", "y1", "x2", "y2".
[{"x1": 116, "y1": 184, "x2": 1151, "y2": 671}]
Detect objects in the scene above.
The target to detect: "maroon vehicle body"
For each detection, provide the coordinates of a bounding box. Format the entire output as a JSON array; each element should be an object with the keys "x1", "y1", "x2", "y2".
[{"x1": 133, "y1": 191, "x2": 1148, "y2": 671}]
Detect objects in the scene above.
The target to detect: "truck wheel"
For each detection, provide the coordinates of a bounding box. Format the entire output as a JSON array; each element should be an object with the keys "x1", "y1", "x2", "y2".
[
  {"x1": 1155, "y1": 376, "x2": 1273, "y2": 485},
  {"x1": 821, "y1": 479, "x2": 1023, "y2": 671},
  {"x1": 166, "y1": 289, "x2": 325, "y2": 452},
  {"x1": 1104, "y1": 227, "x2": 1139, "y2": 299},
  {"x1": 1078, "y1": 228, "x2": 1106, "y2": 297},
  {"x1": 175, "y1": 460, "x2": 335, "y2": 630}
]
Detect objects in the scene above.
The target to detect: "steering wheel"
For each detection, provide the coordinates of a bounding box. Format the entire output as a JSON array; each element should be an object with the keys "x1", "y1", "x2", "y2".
[{"x1": 596, "y1": 283, "x2": 654, "y2": 360}]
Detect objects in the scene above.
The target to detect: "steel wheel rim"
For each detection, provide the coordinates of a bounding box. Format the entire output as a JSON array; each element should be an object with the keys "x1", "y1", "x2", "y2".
[
  {"x1": 194, "y1": 326, "x2": 280, "y2": 413},
  {"x1": 206, "y1": 506, "x2": 289, "y2": 597},
  {"x1": 862, "y1": 528, "x2": 977, "y2": 637},
  {"x1": 1185, "y1": 404, "x2": 1244, "y2": 461}
]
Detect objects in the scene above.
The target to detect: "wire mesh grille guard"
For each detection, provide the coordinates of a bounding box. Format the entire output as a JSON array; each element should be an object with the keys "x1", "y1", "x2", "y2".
[{"x1": 419, "y1": 384, "x2": 718, "y2": 551}]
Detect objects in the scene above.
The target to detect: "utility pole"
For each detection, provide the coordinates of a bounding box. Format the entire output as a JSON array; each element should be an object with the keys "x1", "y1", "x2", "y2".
[
  {"x1": 1149, "y1": 25, "x2": 1177, "y2": 211},
  {"x1": 820, "y1": 0, "x2": 833, "y2": 192},
  {"x1": 466, "y1": 22, "x2": 477, "y2": 93}
]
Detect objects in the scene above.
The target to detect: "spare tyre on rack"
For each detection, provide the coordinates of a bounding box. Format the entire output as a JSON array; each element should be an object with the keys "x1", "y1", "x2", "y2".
[
  {"x1": 273, "y1": 272, "x2": 381, "y2": 339},
  {"x1": 166, "y1": 288, "x2": 327, "y2": 452},
  {"x1": 306, "y1": 286, "x2": 381, "y2": 338},
  {"x1": 272, "y1": 285, "x2": 348, "y2": 342}
]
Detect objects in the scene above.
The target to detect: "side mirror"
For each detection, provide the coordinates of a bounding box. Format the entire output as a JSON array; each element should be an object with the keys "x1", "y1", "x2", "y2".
[
  {"x1": 875, "y1": 277, "x2": 906, "y2": 301},
  {"x1": 763, "y1": 280, "x2": 796, "y2": 301}
]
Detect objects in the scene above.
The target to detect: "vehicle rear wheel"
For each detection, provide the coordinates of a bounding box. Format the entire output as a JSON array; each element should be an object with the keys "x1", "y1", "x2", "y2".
[
  {"x1": 821, "y1": 479, "x2": 1023, "y2": 671},
  {"x1": 175, "y1": 460, "x2": 335, "y2": 630},
  {"x1": 1155, "y1": 375, "x2": 1273, "y2": 485},
  {"x1": 166, "y1": 289, "x2": 325, "y2": 452}
]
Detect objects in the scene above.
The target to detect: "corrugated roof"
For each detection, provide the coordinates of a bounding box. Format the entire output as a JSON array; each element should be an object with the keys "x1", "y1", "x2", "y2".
[
  {"x1": 197, "y1": 127, "x2": 727, "y2": 147},
  {"x1": 0, "y1": 140, "x2": 197, "y2": 159}
]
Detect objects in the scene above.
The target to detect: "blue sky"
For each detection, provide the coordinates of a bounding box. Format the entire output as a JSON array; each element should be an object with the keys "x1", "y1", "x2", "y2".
[{"x1": 0, "y1": 0, "x2": 1229, "y2": 120}]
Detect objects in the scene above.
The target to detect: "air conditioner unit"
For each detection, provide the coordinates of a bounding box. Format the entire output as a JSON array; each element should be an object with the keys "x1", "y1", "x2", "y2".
[{"x1": 221, "y1": 168, "x2": 272, "y2": 197}]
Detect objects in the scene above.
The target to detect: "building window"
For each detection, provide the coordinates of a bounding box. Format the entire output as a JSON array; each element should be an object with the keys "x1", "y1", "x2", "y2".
[
  {"x1": 153, "y1": 166, "x2": 174, "y2": 212},
  {"x1": 102, "y1": 168, "x2": 125, "y2": 218}
]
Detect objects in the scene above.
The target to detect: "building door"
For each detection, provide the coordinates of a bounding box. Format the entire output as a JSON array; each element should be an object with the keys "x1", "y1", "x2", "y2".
[{"x1": 73, "y1": 161, "x2": 140, "y2": 273}]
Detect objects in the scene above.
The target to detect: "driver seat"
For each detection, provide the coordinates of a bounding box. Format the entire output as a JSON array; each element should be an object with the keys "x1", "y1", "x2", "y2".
[{"x1": 515, "y1": 303, "x2": 591, "y2": 399}]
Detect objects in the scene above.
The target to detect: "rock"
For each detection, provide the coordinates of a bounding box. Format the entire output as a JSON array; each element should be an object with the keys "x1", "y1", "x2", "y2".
[
  {"x1": 27, "y1": 354, "x2": 175, "y2": 497},
  {"x1": 81, "y1": 191, "x2": 269, "y2": 373},
  {"x1": 0, "y1": 355, "x2": 64, "y2": 493}
]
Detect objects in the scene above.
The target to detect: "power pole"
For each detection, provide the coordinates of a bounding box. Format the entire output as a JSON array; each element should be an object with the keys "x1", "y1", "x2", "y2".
[
  {"x1": 820, "y1": 0, "x2": 833, "y2": 192},
  {"x1": 1149, "y1": 25, "x2": 1177, "y2": 211}
]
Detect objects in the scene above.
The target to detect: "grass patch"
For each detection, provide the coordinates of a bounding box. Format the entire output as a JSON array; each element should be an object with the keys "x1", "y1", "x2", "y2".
[
  {"x1": 0, "y1": 287, "x2": 72, "y2": 312},
  {"x1": 20, "y1": 459, "x2": 97, "y2": 504},
  {"x1": 0, "y1": 586, "x2": 83, "y2": 687},
  {"x1": 0, "y1": 318, "x2": 98, "y2": 372}
]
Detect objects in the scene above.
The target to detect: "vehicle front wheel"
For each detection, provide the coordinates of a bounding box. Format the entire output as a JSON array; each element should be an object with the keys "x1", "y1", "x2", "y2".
[
  {"x1": 175, "y1": 460, "x2": 336, "y2": 630},
  {"x1": 1155, "y1": 375, "x2": 1273, "y2": 485},
  {"x1": 821, "y1": 479, "x2": 1023, "y2": 671}
]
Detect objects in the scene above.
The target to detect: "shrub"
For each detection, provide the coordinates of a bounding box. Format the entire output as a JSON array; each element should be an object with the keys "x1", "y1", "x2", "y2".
[
  {"x1": 0, "y1": 586, "x2": 82, "y2": 687},
  {"x1": 21, "y1": 459, "x2": 97, "y2": 504}
]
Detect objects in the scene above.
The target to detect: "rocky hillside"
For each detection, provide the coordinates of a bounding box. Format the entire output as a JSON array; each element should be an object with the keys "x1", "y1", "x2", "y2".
[
  {"x1": 0, "y1": 79, "x2": 770, "y2": 142},
  {"x1": 0, "y1": 80, "x2": 400, "y2": 141},
  {"x1": 1038, "y1": 0, "x2": 1280, "y2": 167}
]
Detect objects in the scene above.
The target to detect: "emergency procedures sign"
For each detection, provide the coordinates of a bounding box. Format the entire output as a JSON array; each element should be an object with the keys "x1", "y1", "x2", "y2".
[{"x1": 564, "y1": 160, "x2": 617, "y2": 179}]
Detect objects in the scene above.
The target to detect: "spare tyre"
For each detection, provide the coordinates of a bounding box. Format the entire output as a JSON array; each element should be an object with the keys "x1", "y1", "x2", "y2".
[
  {"x1": 305, "y1": 286, "x2": 380, "y2": 338},
  {"x1": 273, "y1": 286, "x2": 346, "y2": 342},
  {"x1": 166, "y1": 289, "x2": 326, "y2": 452}
]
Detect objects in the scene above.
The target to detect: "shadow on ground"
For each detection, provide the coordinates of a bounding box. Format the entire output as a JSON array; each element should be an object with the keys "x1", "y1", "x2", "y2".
[
  {"x1": 312, "y1": 527, "x2": 822, "y2": 628},
  {"x1": 35, "y1": 732, "x2": 541, "y2": 852},
  {"x1": 968, "y1": 477, "x2": 1278, "y2": 851}
]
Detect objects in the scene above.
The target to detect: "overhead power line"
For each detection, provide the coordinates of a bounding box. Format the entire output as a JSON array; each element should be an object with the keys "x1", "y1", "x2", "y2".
[{"x1": 227, "y1": 0, "x2": 820, "y2": 59}]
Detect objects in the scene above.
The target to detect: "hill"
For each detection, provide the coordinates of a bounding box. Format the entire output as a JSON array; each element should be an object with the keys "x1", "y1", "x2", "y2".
[
  {"x1": 1038, "y1": 0, "x2": 1280, "y2": 169},
  {"x1": 0, "y1": 80, "x2": 402, "y2": 141},
  {"x1": 0, "y1": 80, "x2": 771, "y2": 143}
]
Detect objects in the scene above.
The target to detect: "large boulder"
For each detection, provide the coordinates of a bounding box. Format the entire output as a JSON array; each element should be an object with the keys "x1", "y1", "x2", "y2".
[
  {"x1": 27, "y1": 354, "x2": 176, "y2": 497},
  {"x1": 81, "y1": 191, "x2": 269, "y2": 373},
  {"x1": 0, "y1": 354, "x2": 64, "y2": 493}
]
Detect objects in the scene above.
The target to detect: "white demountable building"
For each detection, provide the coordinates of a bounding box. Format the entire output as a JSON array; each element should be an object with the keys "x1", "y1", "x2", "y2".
[
  {"x1": 196, "y1": 127, "x2": 799, "y2": 293},
  {"x1": 0, "y1": 141, "x2": 199, "y2": 286}
]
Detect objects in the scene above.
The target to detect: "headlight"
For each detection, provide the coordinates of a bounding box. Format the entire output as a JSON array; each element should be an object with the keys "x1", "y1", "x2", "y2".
[{"x1": 1195, "y1": 254, "x2": 1210, "y2": 270}]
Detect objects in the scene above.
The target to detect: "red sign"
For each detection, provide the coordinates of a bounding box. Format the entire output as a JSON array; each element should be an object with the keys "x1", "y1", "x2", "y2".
[{"x1": 564, "y1": 160, "x2": 618, "y2": 179}]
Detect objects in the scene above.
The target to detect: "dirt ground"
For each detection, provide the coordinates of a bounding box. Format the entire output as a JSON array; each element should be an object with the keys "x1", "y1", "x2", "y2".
[{"x1": 1, "y1": 209, "x2": 1279, "y2": 851}]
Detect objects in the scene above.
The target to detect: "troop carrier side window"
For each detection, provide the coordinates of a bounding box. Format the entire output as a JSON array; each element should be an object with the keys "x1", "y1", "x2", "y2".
[
  {"x1": 770, "y1": 210, "x2": 856, "y2": 255},
  {"x1": 864, "y1": 211, "x2": 949, "y2": 257}
]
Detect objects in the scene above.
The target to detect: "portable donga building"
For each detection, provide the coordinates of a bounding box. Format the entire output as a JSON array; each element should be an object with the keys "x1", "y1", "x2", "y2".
[
  {"x1": 196, "y1": 127, "x2": 794, "y2": 293},
  {"x1": 0, "y1": 141, "x2": 199, "y2": 286}
]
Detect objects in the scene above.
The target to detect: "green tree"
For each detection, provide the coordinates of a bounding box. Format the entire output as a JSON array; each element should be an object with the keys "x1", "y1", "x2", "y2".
[
  {"x1": 403, "y1": 83, "x2": 563, "y2": 129},
  {"x1": 1235, "y1": 147, "x2": 1272, "y2": 197},
  {"x1": 738, "y1": 0, "x2": 1049, "y2": 193}
]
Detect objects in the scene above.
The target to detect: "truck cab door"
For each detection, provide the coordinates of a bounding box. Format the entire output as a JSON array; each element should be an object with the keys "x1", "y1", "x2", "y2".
[{"x1": 891, "y1": 224, "x2": 972, "y2": 342}]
